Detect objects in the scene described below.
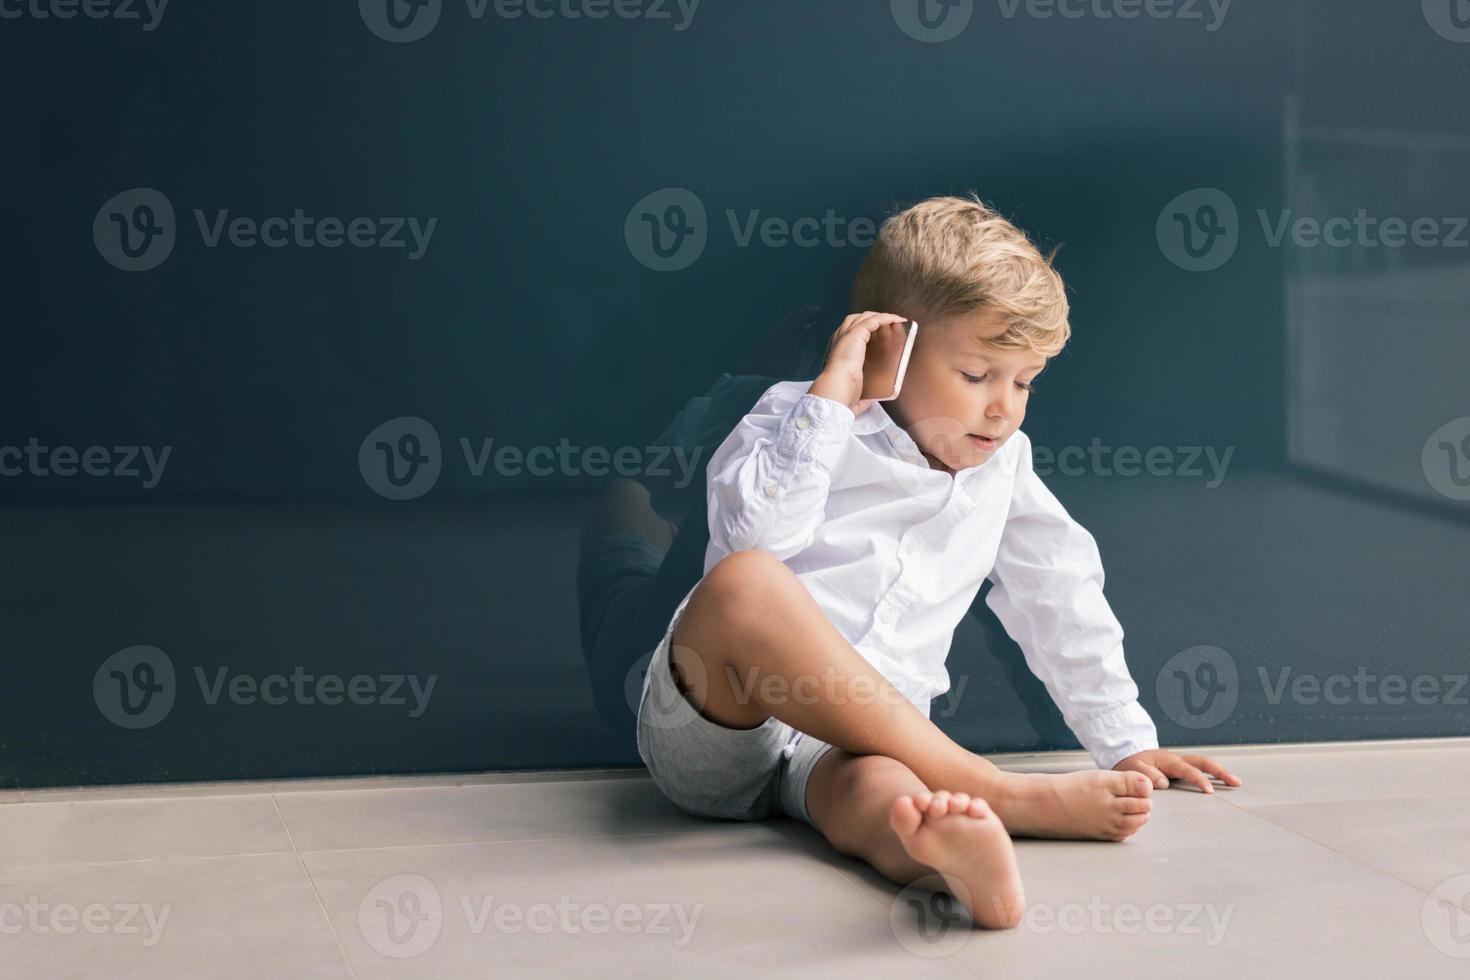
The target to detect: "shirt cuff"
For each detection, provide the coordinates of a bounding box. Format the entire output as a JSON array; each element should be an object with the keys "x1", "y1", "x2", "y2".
[
  {"x1": 1072, "y1": 700, "x2": 1160, "y2": 771},
  {"x1": 775, "y1": 393, "x2": 855, "y2": 473}
]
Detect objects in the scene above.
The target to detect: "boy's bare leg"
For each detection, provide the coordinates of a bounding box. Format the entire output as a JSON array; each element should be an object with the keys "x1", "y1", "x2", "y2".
[
  {"x1": 802, "y1": 749, "x2": 1027, "y2": 930},
  {"x1": 668, "y1": 549, "x2": 1154, "y2": 841}
]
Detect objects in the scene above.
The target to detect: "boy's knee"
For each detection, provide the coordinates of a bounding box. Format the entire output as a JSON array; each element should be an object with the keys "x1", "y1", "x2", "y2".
[
  {"x1": 831, "y1": 753, "x2": 915, "y2": 802},
  {"x1": 698, "y1": 549, "x2": 797, "y2": 623}
]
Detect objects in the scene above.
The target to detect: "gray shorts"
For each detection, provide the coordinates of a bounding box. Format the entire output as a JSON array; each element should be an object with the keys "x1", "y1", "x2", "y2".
[{"x1": 635, "y1": 587, "x2": 837, "y2": 826}]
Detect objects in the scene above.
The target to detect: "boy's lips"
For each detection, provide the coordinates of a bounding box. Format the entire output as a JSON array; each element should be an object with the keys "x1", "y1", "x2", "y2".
[{"x1": 969, "y1": 433, "x2": 1000, "y2": 449}]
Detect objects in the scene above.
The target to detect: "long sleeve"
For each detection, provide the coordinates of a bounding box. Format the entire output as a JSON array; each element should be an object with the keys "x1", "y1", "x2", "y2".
[
  {"x1": 705, "y1": 380, "x2": 855, "y2": 562},
  {"x1": 983, "y1": 431, "x2": 1159, "y2": 771}
]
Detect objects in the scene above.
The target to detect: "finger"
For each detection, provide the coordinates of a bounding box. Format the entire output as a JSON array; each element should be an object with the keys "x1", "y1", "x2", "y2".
[
  {"x1": 1167, "y1": 761, "x2": 1214, "y2": 794},
  {"x1": 1184, "y1": 755, "x2": 1243, "y2": 787}
]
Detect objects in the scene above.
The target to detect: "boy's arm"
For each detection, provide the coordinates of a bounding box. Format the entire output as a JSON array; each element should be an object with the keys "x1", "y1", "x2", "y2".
[
  {"x1": 983, "y1": 431, "x2": 1161, "y2": 771},
  {"x1": 704, "y1": 379, "x2": 855, "y2": 561}
]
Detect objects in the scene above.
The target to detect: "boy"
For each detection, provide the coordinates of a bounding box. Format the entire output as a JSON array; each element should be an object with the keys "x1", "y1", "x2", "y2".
[{"x1": 634, "y1": 195, "x2": 1241, "y2": 930}]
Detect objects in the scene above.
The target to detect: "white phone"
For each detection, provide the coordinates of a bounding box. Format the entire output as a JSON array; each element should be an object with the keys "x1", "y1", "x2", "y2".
[{"x1": 860, "y1": 320, "x2": 918, "y2": 402}]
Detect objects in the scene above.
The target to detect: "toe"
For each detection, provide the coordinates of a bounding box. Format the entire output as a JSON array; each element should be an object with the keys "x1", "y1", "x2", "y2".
[
  {"x1": 1118, "y1": 771, "x2": 1153, "y2": 798},
  {"x1": 950, "y1": 792, "x2": 971, "y2": 812},
  {"x1": 888, "y1": 795, "x2": 923, "y2": 837}
]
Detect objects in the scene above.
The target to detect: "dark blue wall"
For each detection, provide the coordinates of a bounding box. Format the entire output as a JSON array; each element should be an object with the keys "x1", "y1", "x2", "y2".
[{"x1": 2, "y1": 0, "x2": 1467, "y2": 788}]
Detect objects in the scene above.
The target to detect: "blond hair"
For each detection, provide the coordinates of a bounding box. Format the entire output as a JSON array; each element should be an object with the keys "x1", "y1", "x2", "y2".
[{"x1": 851, "y1": 193, "x2": 1071, "y2": 358}]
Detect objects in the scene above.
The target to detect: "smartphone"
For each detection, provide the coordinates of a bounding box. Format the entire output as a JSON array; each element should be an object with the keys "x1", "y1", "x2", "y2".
[{"x1": 860, "y1": 319, "x2": 918, "y2": 402}]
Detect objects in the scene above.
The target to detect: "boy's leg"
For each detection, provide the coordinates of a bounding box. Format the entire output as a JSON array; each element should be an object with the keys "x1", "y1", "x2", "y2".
[
  {"x1": 668, "y1": 549, "x2": 1154, "y2": 841},
  {"x1": 802, "y1": 749, "x2": 1028, "y2": 930}
]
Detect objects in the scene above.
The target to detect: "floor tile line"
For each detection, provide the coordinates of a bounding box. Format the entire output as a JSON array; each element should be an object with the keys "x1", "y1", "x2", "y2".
[
  {"x1": 1211, "y1": 793, "x2": 1445, "y2": 899},
  {"x1": 292, "y1": 825, "x2": 779, "y2": 858},
  {"x1": 271, "y1": 795, "x2": 361, "y2": 980},
  {"x1": 0, "y1": 849, "x2": 297, "y2": 873}
]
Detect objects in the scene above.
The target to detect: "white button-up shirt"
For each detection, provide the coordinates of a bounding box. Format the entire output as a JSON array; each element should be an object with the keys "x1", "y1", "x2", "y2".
[{"x1": 681, "y1": 377, "x2": 1159, "y2": 771}]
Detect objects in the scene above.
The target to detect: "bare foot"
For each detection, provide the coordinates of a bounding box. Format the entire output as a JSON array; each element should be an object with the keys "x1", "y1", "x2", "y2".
[
  {"x1": 991, "y1": 770, "x2": 1154, "y2": 842},
  {"x1": 889, "y1": 791, "x2": 1026, "y2": 930}
]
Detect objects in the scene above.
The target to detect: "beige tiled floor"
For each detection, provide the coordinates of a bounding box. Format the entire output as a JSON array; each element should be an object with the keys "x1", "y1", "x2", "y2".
[{"x1": 3, "y1": 740, "x2": 1469, "y2": 978}]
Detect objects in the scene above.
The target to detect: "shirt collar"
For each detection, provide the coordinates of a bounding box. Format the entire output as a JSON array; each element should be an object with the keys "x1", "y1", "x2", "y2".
[
  {"x1": 852, "y1": 401, "x2": 897, "y2": 436},
  {"x1": 853, "y1": 400, "x2": 1010, "y2": 488}
]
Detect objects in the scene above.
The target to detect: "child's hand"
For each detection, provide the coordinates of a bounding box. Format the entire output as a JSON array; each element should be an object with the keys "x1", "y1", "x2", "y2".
[
  {"x1": 809, "y1": 312, "x2": 910, "y2": 416},
  {"x1": 1113, "y1": 749, "x2": 1242, "y2": 795}
]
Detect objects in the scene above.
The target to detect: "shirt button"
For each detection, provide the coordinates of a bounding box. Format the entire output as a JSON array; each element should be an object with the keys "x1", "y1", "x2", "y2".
[
  {"x1": 902, "y1": 539, "x2": 918, "y2": 556},
  {"x1": 763, "y1": 483, "x2": 779, "y2": 497},
  {"x1": 879, "y1": 608, "x2": 896, "y2": 624},
  {"x1": 795, "y1": 416, "x2": 811, "y2": 430}
]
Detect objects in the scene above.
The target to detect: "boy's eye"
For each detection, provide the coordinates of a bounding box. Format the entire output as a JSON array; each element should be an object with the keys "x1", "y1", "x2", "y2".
[{"x1": 962, "y1": 371, "x2": 1036, "y2": 393}]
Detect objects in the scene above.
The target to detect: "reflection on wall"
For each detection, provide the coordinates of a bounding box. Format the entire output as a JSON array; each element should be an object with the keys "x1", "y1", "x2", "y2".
[{"x1": 1286, "y1": 101, "x2": 1470, "y2": 505}]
